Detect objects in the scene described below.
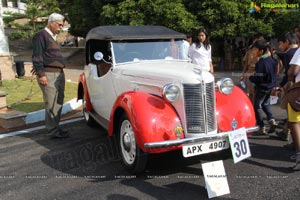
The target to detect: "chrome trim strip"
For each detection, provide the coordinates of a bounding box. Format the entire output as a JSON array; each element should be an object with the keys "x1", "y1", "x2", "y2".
[{"x1": 144, "y1": 126, "x2": 259, "y2": 149}]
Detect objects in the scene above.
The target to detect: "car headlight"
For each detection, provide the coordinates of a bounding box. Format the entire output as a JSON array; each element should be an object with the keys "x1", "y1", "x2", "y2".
[
  {"x1": 163, "y1": 84, "x2": 180, "y2": 102},
  {"x1": 217, "y1": 78, "x2": 234, "y2": 95}
]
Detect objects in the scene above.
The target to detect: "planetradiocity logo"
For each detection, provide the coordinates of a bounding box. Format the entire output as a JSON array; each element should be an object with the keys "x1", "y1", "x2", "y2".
[{"x1": 250, "y1": 2, "x2": 299, "y2": 13}]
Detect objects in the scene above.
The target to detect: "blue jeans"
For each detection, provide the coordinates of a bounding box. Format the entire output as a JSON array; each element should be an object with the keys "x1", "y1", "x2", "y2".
[{"x1": 254, "y1": 87, "x2": 274, "y2": 127}]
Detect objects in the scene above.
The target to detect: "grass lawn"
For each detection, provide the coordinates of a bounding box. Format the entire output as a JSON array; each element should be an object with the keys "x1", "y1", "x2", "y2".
[{"x1": 0, "y1": 78, "x2": 78, "y2": 113}]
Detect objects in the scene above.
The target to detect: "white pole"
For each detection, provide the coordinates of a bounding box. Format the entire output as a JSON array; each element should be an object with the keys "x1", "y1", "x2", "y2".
[
  {"x1": 0, "y1": 2, "x2": 10, "y2": 54},
  {"x1": 0, "y1": 2, "x2": 4, "y2": 32}
]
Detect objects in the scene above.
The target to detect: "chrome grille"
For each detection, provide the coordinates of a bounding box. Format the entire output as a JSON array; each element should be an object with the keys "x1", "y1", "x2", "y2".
[{"x1": 183, "y1": 82, "x2": 217, "y2": 134}]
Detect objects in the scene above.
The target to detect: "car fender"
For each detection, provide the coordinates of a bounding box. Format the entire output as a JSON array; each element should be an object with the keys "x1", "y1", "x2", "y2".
[
  {"x1": 108, "y1": 91, "x2": 184, "y2": 153},
  {"x1": 216, "y1": 86, "x2": 256, "y2": 132},
  {"x1": 78, "y1": 73, "x2": 93, "y2": 111}
]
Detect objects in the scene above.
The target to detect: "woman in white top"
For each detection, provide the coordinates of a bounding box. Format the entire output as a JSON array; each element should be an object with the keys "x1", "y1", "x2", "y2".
[{"x1": 189, "y1": 28, "x2": 214, "y2": 73}]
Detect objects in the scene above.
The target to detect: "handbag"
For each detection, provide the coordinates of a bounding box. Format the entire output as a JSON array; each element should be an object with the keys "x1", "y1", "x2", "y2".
[
  {"x1": 286, "y1": 81, "x2": 300, "y2": 111},
  {"x1": 280, "y1": 81, "x2": 293, "y2": 110}
]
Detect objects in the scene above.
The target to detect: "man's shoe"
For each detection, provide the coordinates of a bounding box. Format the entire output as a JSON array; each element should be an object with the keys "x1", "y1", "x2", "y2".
[
  {"x1": 268, "y1": 119, "x2": 278, "y2": 133},
  {"x1": 253, "y1": 126, "x2": 268, "y2": 135},
  {"x1": 269, "y1": 119, "x2": 278, "y2": 126}
]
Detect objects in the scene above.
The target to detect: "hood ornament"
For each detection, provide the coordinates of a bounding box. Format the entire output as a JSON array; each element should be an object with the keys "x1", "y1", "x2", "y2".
[{"x1": 231, "y1": 118, "x2": 238, "y2": 130}]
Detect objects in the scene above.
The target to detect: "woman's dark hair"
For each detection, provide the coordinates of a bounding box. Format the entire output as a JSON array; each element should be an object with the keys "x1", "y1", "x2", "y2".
[
  {"x1": 195, "y1": 28, "x2": 210, "y2": 50},
  {"x1": 252, "y1": 39, "x2": 270, "y2": 54}
]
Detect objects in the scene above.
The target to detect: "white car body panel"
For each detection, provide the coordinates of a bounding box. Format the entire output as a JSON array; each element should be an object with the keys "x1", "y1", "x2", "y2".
[{"x1": 84, "y1": 60, "x2": 215, "y2": 122}]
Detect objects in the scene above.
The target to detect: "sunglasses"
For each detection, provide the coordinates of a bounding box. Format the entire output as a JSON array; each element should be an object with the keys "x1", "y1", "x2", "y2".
[{"x1": 54, "y1": 21, "x2": 63, "y2": 28}]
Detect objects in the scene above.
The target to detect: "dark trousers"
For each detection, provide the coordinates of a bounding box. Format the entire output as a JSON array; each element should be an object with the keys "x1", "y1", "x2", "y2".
[
  {"x1": 38, "y1": 72, "x2": 65, "y2": 134},
  {"x1": 253, "y1": 87, "x2": 274, "y2": 127}
]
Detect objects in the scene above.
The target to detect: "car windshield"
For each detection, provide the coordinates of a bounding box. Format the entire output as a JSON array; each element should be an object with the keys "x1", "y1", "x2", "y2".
[{"x1": 111, "y1": 39, "x2": 189, "y2": 64}]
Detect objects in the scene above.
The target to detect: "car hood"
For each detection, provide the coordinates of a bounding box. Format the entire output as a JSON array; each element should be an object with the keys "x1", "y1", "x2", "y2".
[{"x1": 114, "y1": 60, "x2": 214, "y2": 84}]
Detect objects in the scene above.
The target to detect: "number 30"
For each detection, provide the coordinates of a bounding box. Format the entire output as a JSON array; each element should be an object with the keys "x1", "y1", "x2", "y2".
[{"x1": 233, "y1": 139, "x2": 247, "y2": 158}]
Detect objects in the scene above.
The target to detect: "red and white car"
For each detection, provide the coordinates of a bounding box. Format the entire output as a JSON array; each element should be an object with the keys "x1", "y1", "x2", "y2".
[{"x1": 77, "y1": 25, "x2": 258, "y2": 173}]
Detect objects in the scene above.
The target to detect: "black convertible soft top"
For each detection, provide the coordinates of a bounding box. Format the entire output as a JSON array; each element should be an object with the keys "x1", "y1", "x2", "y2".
[{"x1": 86, "y1": 25, "x2": 186, "y2": 41}]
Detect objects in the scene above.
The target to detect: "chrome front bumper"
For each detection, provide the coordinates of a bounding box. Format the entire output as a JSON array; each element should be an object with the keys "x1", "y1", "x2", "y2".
[{"x1": 144, "y1": 126, "x2": 259, "y2": 149}]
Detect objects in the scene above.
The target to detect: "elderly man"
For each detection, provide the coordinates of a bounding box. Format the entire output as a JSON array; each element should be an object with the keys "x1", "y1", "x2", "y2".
[{"x1": 32, "y1": 13, "x2": 69, "y2": 138}]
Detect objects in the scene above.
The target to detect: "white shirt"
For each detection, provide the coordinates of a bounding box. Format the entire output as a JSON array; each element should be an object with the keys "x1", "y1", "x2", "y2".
[
  {"x1": 188, "y1": 43, "x2": 212, "y2": 71},
  {"x1": 289, "y1": 48, "x2": 300, "y2": 83},
  {"x1": 45, "y1": 27, "x2": 57, "y2": 41},
  {"x1": 179, "y1": 40, "x2": 190, "y2": 60}
]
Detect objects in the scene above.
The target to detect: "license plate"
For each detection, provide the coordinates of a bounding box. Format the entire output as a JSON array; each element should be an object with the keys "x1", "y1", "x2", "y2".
[{"x1": 182, "y1": 139, "x2": 229, "y2": 158}]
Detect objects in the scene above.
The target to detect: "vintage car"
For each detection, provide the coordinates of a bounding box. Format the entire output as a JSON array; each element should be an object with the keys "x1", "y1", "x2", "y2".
[{"x1": 77, "y1": 25, "x2": 258, "y2": 173}]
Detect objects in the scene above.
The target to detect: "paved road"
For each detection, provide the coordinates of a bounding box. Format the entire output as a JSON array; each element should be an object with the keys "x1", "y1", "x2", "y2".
[{"x1": 0, "y1": 116, "x2": 299, "y2": 200}]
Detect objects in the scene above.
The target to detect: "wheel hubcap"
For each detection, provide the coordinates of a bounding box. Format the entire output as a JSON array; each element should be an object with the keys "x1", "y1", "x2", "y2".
[
  {"x1": 123, "y1": 132, "x2": 131, "y2": 152},
  {"x1": 120, "y1": 119, "x2": 136, "y2": 165}
]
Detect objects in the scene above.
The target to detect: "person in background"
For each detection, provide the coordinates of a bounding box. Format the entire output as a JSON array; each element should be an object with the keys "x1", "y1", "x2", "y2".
[
  {"x1": 249, "y1": 39, "x2": 278, "y2": 135},
  {"x1": 186, "y1": 33, "x2": 192, "y2": 45},
  {"x1": 287, "y1": 48, "x2": 300, "y2": 170},
  {"x1": 32, "y1": 13, "x2": 69, "y2": 139},
  {"x1": 293, "y1": 25, "x2": 300, "y2": 43},
  {"x1": 240, "y1": 33, "x2": 264, "y2": 104},
  {"x1": 188, "y1": 28, "x2": 214, "y2": 73},
  {"x1": 168, "y1": 38, "x2": 179, "y2": 59},
  {"x1": 180, "y1": 33, "x2": 192, "y2": 60},
  {"x1": 275, "y1": 32, "x2": 299, "y2": 142}
]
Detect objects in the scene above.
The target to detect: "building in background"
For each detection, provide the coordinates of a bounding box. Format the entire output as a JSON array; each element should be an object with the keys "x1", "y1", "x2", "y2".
[
  {"x1": 1, "y1": 0, "x2": 26, "y2": 15},
  {"x1": 1, "y1": 1, "x2": 26, "y2": 53}
]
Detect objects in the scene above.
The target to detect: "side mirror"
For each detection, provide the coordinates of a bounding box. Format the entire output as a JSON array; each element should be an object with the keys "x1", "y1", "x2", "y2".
[{"x1": 94, "y1": 51, "x2": 104, "y2": 61}]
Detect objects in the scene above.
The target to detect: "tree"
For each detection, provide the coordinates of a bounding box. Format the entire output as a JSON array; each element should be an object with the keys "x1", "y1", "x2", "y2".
[
  {"x1": 62, "y1": 0, "x2": 121, "y2": 37},
  {"x1": 183, "y1": 0, "x2": 274, "y2": 39},
  {"x1": 62, "y1": 0, "x2": 198, "y2": 37},
  {"x1": 5, "y1": 0, "x2": 299, "y2": 40},
  {"x1": 101, "y1": 0, "x2": 199, "y2": 34},
  {"x1": 273, "y1": 9, "x2": 300, "y2": 36}
]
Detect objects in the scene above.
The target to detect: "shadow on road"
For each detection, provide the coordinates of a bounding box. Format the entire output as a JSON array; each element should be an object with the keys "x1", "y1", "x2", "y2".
[{"x1": 20, "y1": 119, "x2": 234, "y2": 182}]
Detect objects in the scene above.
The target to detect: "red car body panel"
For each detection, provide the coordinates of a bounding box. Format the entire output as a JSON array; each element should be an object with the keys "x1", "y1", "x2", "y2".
[
  {"x1": 216, "y1": 86, "x2": 256, "y2": 132},
  {"x1": 108, "y1": 91, "x2": 184, "y2": 153}
]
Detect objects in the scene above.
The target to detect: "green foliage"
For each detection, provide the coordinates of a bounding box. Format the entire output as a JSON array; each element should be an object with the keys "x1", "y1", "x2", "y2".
[
  {"x1": 184, "y1": 0, "x2": 275, "y2": 38},
  {"x1": 101, "y1": 0, "x2": 198, "y2": 33},
  {"x1": 62, "y1": 0, "x2": 103, "y2": 37},
  {"x1": 273, "y1": 11, "x2": 300, "y2": 36},
  {"x1": 4, "y1": 0, "x2": 300, "y2": 41},
  {"x1": 0, "y1": 78, "x2": 78, "y2": 113},
  {"x1": 65, "y1": 0, "x2": 297, "y2": 38},
  {"x1": 8, "y1": 30, "x2": 28, "y2": 40}
]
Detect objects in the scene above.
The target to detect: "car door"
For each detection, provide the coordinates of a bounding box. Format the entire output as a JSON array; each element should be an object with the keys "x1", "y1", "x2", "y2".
[{"x1": 85, "y1": 63, "x2": 116, "y2": 121}]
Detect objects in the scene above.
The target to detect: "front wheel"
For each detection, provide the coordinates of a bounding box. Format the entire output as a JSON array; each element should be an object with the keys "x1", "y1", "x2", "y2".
[{"x1": 118, "y1": 113, "x2": 148, "y2": 174}]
